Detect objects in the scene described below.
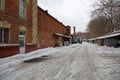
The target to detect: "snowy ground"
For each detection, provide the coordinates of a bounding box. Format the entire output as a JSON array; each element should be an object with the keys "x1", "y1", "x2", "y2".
[{"x1": 0, "y1": 43, "x2": 120, "y2": 80}]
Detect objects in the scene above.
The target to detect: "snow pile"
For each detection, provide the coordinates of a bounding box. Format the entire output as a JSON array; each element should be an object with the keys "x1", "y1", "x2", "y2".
[
  {"x1": 95, "y1": 46, "x2": 120, "y2": 54},
  {"x1": 81, "y1": 42, "x2": 120, "y2": 55},
  {"x1": 81, "y1": 42, "x2": 120, "y2": 80},
  {"x1": 0, "y1": 47, "x2": 59, "y2": 78},
  {"x1": 0, "y1": 47, "x2": 58, "y2": 63}
]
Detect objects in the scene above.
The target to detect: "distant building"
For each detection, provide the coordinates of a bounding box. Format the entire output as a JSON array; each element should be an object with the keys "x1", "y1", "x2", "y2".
[
  {"x1": 37, "y1": 7, "x2": 71, "y2": 48},
  {"x1": 71, "y1": 27, "x2": 79, "y2": 43},
  {"x1": 74, "y1": 32, "x2": 89, "y2": 43}
]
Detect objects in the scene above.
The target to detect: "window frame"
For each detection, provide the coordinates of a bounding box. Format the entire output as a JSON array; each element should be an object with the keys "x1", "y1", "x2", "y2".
[
  {"x1": 0, "y1": 0, "x2": 2, "y2": 9},
  {"x1": 41, "y1": 34, "x2": 45, "y2": 44},
  {"x1": 0, "y1": 28, "x2": 9, "y2": 44},
  {"x1": 41, "y1": 17, "x2": 45, "y2": 26},
  {"x1": 19, "y1": 0, "x2": 26, "y2": 18},
  {"x1": 48, "y1": 21, "x2": 50, "y2": 27},
  {"x1": 0, "y1": 0, "x2": 5, "y2": 10}
]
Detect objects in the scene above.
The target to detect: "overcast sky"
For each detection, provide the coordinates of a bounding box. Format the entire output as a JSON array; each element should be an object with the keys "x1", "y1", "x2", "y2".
[{"x1": 38, "y1": 0, "x2": 96, "y2": 33}]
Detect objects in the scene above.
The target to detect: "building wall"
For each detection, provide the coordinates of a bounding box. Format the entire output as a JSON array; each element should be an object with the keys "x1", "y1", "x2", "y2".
[
  {"x1": 0, "y1": 44, "x2": 19, "y2": 58},
  {"x1": 0, "y1": 0, "x2": 34, "y2": 43},
  {"x1": 94, "y1": 39, "x2": 104, "y2": 46},
  {"x1": 104, "y1": 37, "x2": 120, "y2": 47},
  {"x1": 94, "y1": 36, "x2": 120, "y2": 47},
  {"x1": 0, "y1": 0, "x2": 38, "y2": 57},
  {"x1": 38, "y1": 7, "x2": 71, "y2": 48},
  {"x1": 0, "y1": 0, "x2": 71, "y2": 57}
]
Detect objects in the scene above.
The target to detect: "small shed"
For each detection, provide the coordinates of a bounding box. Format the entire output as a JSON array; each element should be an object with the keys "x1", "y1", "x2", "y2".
[{"x1": 89, "y1": 31, "x2": 120, "y2": 47}]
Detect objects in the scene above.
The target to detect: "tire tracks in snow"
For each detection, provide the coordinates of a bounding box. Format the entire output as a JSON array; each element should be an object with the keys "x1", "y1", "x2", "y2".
[
  {"x1": 14, "y1": 46, "x2": 81, "y2": 80},
  {"x1": 53, "y1": 46, "x2": 81, "y2": 80},
  {"x1": 79, "y1": 46, "x2": 98, "y2": 80}
]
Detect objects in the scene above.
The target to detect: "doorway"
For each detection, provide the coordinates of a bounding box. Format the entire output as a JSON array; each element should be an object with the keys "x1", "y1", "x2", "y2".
[{"x1": 19, "y1": 34, "x2": 25, "y2": 54}]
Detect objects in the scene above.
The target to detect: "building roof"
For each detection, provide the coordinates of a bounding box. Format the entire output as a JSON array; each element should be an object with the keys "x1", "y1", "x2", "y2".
[
  {"x1": 89, "y1": 30, "x2": 120, "y2": 40},
  {"x1": 54, "y1": 33, "x2": 72, "y2": 38},
  {"x1": 37, "y1": 6, "x2": 70, "y2": 29}
]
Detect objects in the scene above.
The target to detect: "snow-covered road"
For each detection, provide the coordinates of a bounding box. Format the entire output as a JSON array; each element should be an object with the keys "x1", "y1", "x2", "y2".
[{"x1": 0, "y1": 43, "x2": 120, "y2": 80}]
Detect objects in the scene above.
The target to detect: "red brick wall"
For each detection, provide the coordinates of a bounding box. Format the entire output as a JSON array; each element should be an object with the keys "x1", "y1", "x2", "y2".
[
  {"x1": 26, "y1": 44, "x2": 38, "y2": 53},
  {"x1": 38, "y1": 29, "x2": 54, "y2": 48},
  {"x1": 0, "y1": 0, "x2": 37, "y2": 57},
  {"x1": 5, "y1": 0, "x2": 19, "y2": 17},
  {"x1": 0, "y1": 44, "x2": 19, "y2": 58},
  {"x1": 38, "y1": 7, "x2": 71, "y2": 48},
  {"x1": 0, "y1": 0, "x2": 33, "y2": 44}
]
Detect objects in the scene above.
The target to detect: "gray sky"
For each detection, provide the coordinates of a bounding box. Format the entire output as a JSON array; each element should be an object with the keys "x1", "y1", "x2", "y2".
[{"x1": 38, "y1": 0, "x2": 96, "y2": 33}]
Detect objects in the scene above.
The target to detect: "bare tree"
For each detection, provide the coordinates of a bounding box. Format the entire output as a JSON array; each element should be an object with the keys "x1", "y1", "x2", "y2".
[
  {"x1": 95, "y1": 0, "x2": 119, "y2": 31},
  {"x1": 87, "y1": 0, "x2": 120, "y2": 38},
  {"x1": 87, "y1": 16, "x2": 107, "y2": 38}
]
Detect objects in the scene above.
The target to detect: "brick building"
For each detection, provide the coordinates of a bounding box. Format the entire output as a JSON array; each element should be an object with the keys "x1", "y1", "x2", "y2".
[
  {"x1": 0, "y1": 0, "x2": 38, "y2": 57},
  {"x1": 0, "y1": 0, "x2": 71, "y2": 58},
  {"x1": 38, "y1": 7, "x2": 71, "y2": 48}
]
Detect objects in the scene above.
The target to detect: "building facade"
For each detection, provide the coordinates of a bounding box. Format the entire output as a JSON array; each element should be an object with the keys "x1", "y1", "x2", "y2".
[
  {"x1": 0, "y1": 0, "x2": 71, "y2": 58},
  {"x1": 38, "y1": 7, "x2": 71, "y2": 48},
  {"x1": 0, "y1": 0, "x2": 38, "y2": 57}
]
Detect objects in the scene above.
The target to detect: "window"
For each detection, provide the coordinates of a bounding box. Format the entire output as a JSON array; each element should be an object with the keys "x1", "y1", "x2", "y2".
[
  {"x1": 41, "y1": 17, "x2": 45, "y2": 26},
  {"x1": 0, "y1": 0, "x2": 2, "y2": 9},
  {"x1": 48, "y1": 21, "x2": 50, "y2": 27},
  {"x1": 19, "y1": 0, "x2": 26, "y2": 18},
  {"x1": 41, "y1": 34, "x2": 45, "y2": 44},
  {"x1": 0, "y1": 28, "x2": 9, "y2": 43},
  {"x1": 0, "y1": 0, "x2": 4, "y2": 10}
]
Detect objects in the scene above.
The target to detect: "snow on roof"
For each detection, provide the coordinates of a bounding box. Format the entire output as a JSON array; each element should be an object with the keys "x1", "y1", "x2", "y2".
[
  {"x1": 54, "y1": 33, "x2": 72, "y2": 38},
  {"x1": 89, "y1": 32, "x2": 120, "y2": 40},
  {"x1": 106, "y1": 30, "x2": 120, "y2": 35}
]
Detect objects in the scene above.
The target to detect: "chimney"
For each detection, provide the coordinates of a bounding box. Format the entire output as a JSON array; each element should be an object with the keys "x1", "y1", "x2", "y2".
[
  {"x1": 45, "y1": 10, "x2": 48, "y2": 13},
  {"x1": 73, "y1": 26, "x2": 76, "y2": 36}
]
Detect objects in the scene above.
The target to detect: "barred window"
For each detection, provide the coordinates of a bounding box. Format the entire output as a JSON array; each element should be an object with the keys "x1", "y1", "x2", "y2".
[{"x1": 0, "y1": 28, "x2": 9, "y2": 43}]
